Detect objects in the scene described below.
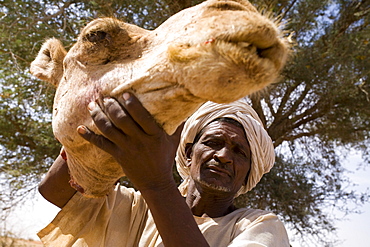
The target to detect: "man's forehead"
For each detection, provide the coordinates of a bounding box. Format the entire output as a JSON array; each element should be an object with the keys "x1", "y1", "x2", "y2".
[
  {"x1": 200, "y1": 121, "x2": 249, "y2": 144},
  {"x1": 193, "y1": 117, "x2": 247, "y2": 144}
]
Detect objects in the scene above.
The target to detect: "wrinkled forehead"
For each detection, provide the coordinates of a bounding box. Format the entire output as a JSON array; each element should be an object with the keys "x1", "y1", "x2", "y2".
[{"x1": 194, "y1": 118, "x2": 249, "y2": 146}]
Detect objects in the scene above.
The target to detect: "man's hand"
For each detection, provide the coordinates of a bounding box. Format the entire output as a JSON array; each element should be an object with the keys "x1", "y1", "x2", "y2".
[
  {"x1": 77, "y1": 92, "x2": 183, "y2": 191},
  {"x1": 78, "y1": 92, "x2": 209, "y2": 247}
]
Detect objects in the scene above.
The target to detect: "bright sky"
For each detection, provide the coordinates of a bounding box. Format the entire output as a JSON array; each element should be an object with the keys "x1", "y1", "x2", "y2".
[{"x1": 2, "y1": 155, "x2": 370, "y2": 246}]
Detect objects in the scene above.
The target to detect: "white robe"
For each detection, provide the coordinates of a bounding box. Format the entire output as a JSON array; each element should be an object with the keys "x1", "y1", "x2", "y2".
[{"x1": 38, "y1": 184, "x2": 290, "y2": 247}]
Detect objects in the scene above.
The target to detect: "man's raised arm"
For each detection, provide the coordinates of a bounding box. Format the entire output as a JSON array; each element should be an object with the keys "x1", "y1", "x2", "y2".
[{"x1": 38, "y1": 154, "x2": 76, "y2": 208}]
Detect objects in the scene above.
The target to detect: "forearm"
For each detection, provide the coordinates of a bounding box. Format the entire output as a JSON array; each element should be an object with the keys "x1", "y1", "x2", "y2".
[
  {"x1": 38, "y1": 155, "x2": 76, "y2": 208},
  {"x1": 140, "y1": 183, "x2": 209, "y2": 247}
]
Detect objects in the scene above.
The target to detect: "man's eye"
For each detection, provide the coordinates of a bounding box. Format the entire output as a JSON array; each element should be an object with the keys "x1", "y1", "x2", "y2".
[
  {"x1": 203, "y1": 140, "x2": 220, "y2": 147},
  {"x1": 235, "y1": 147, "x2": 247, "y2": 157},
  {"x1": 203, "y1": 140, "x2": 214, "y2": 146}
]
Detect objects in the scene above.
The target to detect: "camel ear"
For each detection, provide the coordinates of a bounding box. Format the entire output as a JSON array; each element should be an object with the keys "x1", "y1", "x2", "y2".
[{"x1": 30, "y1": 38, "x2": 67, "y2": 87}]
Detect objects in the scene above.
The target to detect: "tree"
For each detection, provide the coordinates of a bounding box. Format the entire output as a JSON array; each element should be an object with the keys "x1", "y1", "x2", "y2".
[
  {"x1": 0, "y1": 0, "x2": 369, "y2": 245},
  {"x1": 237, "y1": 0, "x2": 370, "y2": 244}
]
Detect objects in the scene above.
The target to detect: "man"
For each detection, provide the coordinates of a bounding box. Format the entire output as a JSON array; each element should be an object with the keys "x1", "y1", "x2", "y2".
[{"x1": 38, "y1": 92, "x2": 289, "y2": 246}]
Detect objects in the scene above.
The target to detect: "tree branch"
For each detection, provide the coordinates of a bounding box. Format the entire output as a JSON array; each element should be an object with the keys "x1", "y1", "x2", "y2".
[
  {"x1": 275, "y1": 80, "x2": 301, "y2": 117},
  {"x1": 0, "y1": 49, "x2": 29, "y2": 63},
  {"x1": 291, "y1": 111, "x2": 325, "y2": 131},
  {"x1": 283, "y1": 83, "x2": 312, "y2": 118},
  {"x1": 34, "y1": 0, "x2": 78, "y2": 22},
  {"x1": 263, "y1": 91, "x2": 275, "y2": 119},
  {"x1": 250, "y1": 94, "x2": 267, "y2": 127},
  {"x1": 280, "y1": 0, "x2": 298, "y2": 21},
  {"x1": 7, "y1": 116, "x2": 37, "y2": 149},
  {"x1": 274, "y1": 130, "x2": 318, "y2": 148}
]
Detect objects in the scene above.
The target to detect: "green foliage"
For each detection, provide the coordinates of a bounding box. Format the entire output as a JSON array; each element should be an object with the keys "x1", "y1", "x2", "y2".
[
  {"x1": 244, "y1": 0, "x2": 370, "y2": 244},
  {"x1": 0, "y1": 0, "x2": 369, "y2": 245}
]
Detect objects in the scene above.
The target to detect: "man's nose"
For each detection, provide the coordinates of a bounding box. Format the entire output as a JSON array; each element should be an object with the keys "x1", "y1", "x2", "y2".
[{"x1": 213, "y1": 147, "x2": 233, "y2": 164}]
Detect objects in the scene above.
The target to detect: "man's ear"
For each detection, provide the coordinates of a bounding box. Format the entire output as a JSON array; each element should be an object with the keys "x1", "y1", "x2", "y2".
[
  {"x1": 30, "y1": 38, "x2": 67, "y2": 87},
  {"x1": 185, "y1": 143, "x2": 193, "y2": 166}
]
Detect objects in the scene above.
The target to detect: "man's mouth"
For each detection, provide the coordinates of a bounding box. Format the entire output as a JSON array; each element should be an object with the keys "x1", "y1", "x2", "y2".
[{"x1": 205, "y1": 162, "x2": 232, "y2": 177}]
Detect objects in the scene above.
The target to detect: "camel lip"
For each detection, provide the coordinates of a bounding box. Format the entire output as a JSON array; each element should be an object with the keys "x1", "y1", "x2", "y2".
[
  {"x1": 213, "y1": 25, "x2": 279, "y2": 50},
  {"x1": 203, "y1": 38, "x2": 267, "y2": 61},
  {"x1": 228, "y1": 36, "x2": 273, "y2": 51}
]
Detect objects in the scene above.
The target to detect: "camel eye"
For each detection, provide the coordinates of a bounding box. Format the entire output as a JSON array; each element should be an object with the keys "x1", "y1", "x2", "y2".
[{"x1": 86, "y1": 31, "x2": 108, "y2": 43}]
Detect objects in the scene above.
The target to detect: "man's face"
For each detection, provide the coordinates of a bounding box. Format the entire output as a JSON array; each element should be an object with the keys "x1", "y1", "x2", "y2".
[{"x1": 187, "y1": 120, "x2": 251, "y2": 195}]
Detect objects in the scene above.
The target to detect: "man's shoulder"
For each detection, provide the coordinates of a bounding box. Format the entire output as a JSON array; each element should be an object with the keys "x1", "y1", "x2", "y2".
[
  {"x1": 115, "y1": 184, "x2": 144, "y2": 201},
  {"x1": 116, "y1": 184, "x2": 139, "y2": 194},
  {"x1": 234, "y1": 207, "x2": 274, "y2": 216},
  {"x1": 228, "y1": 207, "x2": 278, "y2": 223}
]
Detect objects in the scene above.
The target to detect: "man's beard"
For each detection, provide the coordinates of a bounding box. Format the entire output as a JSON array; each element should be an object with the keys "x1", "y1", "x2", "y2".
[{"x1": 194, "y1": 178, "x2": 231, "y2": 193}]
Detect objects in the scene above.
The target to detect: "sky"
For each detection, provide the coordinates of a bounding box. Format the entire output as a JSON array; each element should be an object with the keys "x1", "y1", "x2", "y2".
[{"x1": 2, "y1": 154, "x2": 370, "y2": 246}]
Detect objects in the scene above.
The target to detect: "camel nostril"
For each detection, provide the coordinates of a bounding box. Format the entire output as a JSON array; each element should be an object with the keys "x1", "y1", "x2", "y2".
[
  {"x1": 256, "y1": 46, "x2": 275, "y2": 58},
  {"x1": 256, "y1": 47, "x2": 264, "y2": 58},
  {"x1": 256, "y1": 43, "x2": 288, "y2": 70}
]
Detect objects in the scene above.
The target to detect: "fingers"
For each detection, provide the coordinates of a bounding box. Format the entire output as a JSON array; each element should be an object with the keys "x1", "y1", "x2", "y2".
[
  {"x1": 101, "y1": 97, "x2": 139, "y2": 137},
  {"x1": 77, "y1": 125, "x2": 117, "y2": 155},
  {"x1": 80, "y1": 92, "x2": 167, "y2": 155},
  {"x1": 116, "y1": 92, "x2": 161, "y2": 136},
  {"x1": 87, "y1": 101, "x2": 126, "y2": 144},
  {"x1": 96, "y1": 93, "x2": 159, "y2": 137}
]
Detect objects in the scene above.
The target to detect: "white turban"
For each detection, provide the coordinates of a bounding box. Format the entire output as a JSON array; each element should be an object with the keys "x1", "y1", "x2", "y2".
[{"x1": 175, "y1": 99, "x2": 275, "y2": 196}]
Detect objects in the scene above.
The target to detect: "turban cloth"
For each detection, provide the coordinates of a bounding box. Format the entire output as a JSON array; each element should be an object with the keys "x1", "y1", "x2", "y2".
[{"x1": 175, "y1": 100, "x2": 275, "y2": 197}]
